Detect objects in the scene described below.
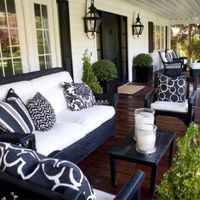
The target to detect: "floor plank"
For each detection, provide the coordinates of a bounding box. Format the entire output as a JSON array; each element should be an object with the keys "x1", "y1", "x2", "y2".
[{"x1": 78, "y1": 76, "x2": 200, "y2": 200}]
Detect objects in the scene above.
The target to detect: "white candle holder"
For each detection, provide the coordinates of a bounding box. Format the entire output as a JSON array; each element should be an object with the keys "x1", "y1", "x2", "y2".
[
  {"x1": 134, "y1": 108, "x2": 155, "y2": 141},
  {"x1": 135, "y1": 125, "x2": 157, "y2": 154}
]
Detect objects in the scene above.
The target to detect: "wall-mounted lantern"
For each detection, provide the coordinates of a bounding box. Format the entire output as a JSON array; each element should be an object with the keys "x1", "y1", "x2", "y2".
[
  {"x1": 83, "y1": 0, "x2": 102, "y2": 39},
  {"x1": 132, "y1": 13, "x2": 144, "y2": 37}
]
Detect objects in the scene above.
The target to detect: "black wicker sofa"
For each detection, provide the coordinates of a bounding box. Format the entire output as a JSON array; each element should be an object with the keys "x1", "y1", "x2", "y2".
[{"x1": 0, "y1": 67, "x2": 116, "y2": 164}]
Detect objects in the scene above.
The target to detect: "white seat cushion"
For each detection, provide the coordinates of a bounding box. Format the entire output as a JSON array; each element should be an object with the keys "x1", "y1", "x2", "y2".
[
  {"x1": 94, "y1": 189, "x2": 115, "y2": 200},
  {"x1": 33, "y1": 121, "x2": 86, "y2": 156},
  {"x1": 151, "y1": 100, "x2": 188, "y2": 113},
  {"x1": 190, "y1": 62, "x2": 200, "y2": 69},
  {"x1": 57, "y1": 105, "x2": 115, "y2": 134}
]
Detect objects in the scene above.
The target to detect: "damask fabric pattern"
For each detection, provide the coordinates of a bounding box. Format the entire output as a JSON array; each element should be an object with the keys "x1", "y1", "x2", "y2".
[
  {"x1": 26, "y1": 92, "x2": 56, "y2": 131},
  {"x1": 0, "y1": 88, "x2": 35, "y2": 133},
  {"x1": 157, "y1": 74, "x2": 186, "y2": 102},
  {"x1": 63, "y1": 82, "x2": 96, "y2": 111},
  {"x1": 0, "y1": 142, "x2": 96, "y2": 200}
]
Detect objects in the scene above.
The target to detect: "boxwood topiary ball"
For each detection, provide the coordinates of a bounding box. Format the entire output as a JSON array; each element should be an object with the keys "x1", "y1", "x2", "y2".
[{"x1": 92, "y1": 59, "x2": 118, "y2": 81}]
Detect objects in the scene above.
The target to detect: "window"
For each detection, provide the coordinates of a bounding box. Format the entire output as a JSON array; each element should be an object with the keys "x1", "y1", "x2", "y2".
[
  {"x1": 34, "y1": 3, "x2": 52, "y2": 70},
  {"x1": 0, "y1": 0, "x2": 61, "y2": 77},
  {"x1": 154, "y1": 25, "x2": 165, "y2": 50},
  {"x1": 0, "y1": 0, "x2": 22, "y2": 76}
]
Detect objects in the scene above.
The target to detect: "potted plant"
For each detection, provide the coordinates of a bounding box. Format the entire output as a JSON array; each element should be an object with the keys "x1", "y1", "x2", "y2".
[
  {"x1": 82, "y1": 50, "x2": 103, "y2": 94},
  {"x1": 157, "y1": 123, "x2": 200, "y2": 200},
  {"x1": 133, "y1": 53, "x2": 153, "y2": 83},
  {"x1": 92, "y1": 59, "x2": 118, "y2": 94}
]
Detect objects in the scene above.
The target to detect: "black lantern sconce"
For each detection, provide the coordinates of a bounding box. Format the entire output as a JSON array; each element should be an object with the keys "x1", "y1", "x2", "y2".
[
  {"x1": 132, "y1": 13, "x2": 144, "y2": 37},
  {"x1": 83, "y1": 0, "x2": 102, "y2": 39}
]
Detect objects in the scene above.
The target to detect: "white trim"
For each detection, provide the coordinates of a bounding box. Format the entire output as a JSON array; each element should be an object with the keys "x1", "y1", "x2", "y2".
[{"x1": 15, "y1": 0, "x2": 29, "y2": 73}]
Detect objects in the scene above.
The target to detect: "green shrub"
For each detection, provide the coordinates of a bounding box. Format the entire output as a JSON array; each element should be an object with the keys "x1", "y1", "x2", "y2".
[
  {"x1": 92, "y1": 59, "x2": 117, "y2": 81},
  {"x1": 133, "y1": 53, "x2": 153, "y2": 67},
  {"x1": 157, "y1": 123, "x2": 200, "y2": 200},
  {"x1": 82, "y1": 50, "x2": 102, "y2": 94}
]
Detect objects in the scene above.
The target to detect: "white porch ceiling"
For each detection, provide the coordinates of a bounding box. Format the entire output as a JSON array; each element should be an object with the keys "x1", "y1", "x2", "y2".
[{"x1": 124, "y1": 0, "x2": 200, "y2": 24}]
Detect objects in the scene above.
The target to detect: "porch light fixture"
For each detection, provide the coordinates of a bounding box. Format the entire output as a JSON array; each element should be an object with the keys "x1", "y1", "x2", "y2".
[
  {"x1": 83, "y1": 0, "x2": 102, "y2": 39},
  {"x1": 132, "y1": 13, "x2": 144, "y2": 37}
]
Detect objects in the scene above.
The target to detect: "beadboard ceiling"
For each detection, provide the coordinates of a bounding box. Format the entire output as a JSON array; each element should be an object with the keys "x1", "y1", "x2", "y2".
[{"x1": 124, "y1": 0, "x2": 200, "y2": 24}]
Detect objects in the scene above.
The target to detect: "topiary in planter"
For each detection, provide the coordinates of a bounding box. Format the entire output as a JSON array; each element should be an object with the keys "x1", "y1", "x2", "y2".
[
  {"x1": 92, "y1": 59, "x2": 117, "y2": 81},
  {"x1": 133, "y1": 53, "x2": 153, "y2": 82},
  {"x1": 156, "y1": 123, "x2": 200, "y2": 200},
  {"x1": 133, "y1": 53, "x2": 153, "y2": 67}
]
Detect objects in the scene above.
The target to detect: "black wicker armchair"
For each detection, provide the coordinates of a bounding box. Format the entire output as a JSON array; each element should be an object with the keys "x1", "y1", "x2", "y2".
[
  {"x1": 0, "y1": 142, "x2": 145, "y2": 200},
  {"x1": 159, "y1": 50, "x2": 183, "y2": 77},
  {"x1": 144, "y1": 72, "x2": 197, "y2": 126}
]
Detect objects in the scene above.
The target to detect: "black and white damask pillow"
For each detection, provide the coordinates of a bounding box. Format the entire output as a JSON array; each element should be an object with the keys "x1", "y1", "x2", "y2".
[
  {"x1": 0, "y1": 142, "x2": 96, "y2": 200},
  {"x1": 26, "y1": 92, "x2": 56, "y2": 131},
  {"x1": 157, "y1": 74, "x2": 186, "y2": 102},
  {"x1": 0, "y1": 88, "x2": 35, "y2": 133},
  {"x1": 63, "y1": 82, "x2": 96, "y2": 111}
]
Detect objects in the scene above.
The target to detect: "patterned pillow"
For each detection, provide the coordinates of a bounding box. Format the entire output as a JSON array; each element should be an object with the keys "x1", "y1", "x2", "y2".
[
  {"x1": 0, "y1": 142, "x2": 96, "y2": 199},
  {"x1": 26, "y1": 92, "x2": 56, "y2": 131},
  {"x1": 0, "y1": 88, "x2": 35, "y2": 133},
  {"x1": 63, "y1": 82, "x2": 96, "y2": 111},
  {"x1": 157, "y1": 74, "x2": 186, "y2": 102}
]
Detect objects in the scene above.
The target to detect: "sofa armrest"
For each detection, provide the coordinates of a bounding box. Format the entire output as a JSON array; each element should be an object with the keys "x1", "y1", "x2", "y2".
[
  {"x1": 0, "y1": 131, "x2": 36, "y2": 150},
  {"x1": 94, "y1": 93, "x2": 118, "y2": 108},
  {"x1": 114, "y1": 170, "x2": 145, "y2": 200}
]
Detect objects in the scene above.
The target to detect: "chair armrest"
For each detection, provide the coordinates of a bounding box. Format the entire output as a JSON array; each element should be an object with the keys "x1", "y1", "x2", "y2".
[
  {"x1": 0, "y1": 131, "x2": 36, "y2": 150},
  {"x1": 144, "y1": 88, "x2": 156, "y2": 108},
  {"x1": 0, "y1": 171, "x2": 85, "y2": 200},
  {"x1": 94, "y1": 93, "x2": 118, "y2": 108},
  {"x1": 114, "y1": 170, "x2": 145, "y2": 200},
  {"x1": 189, "y1": 90, "x2": 197, "y2": 106}
]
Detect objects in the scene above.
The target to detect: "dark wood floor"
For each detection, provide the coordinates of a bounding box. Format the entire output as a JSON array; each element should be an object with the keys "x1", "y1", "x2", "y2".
[{"x1": 78, "y1": 76, "x2": 200, "y2": 200}]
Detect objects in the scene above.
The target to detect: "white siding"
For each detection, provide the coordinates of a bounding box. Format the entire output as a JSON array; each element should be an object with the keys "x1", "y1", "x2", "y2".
[{"x1": 68, "y1": 0, "x2": 168, "y2": 82}]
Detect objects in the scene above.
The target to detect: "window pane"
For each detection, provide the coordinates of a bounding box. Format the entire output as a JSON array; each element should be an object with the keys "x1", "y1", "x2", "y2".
[
  {"x1": 46, "y1": 55, "x2": 51, "y2": 68},
  {"x1": 0, "y1": 0, "x2": 7, "y2": 27},
  {"x1": 37, "y1": 30, "x2": 44, "y2": 54},
  {"x1": 4, "y1": 59, "x2": 13, "y2": 76},
  {"x1": 1, "y1": 29, "x2": 11, "y2": 57},
  {"x1": 39, "y1": 55, "x2": 45, "y2": 70},
  {"x1": 42, "y1": 5, "x2": 48, "y2": 29},
  {"x1": 11, "y1": 29, "x2": 20, "y2": 57},
  {"x1": 44, "y1": 30, "x2": 50, "y2": 53},
  {"x1": 0, "y1": 61, "x2": 3, "y2": 77},
  {"x1": 13, "y1": 58, "x2": 22, "y2": 74},
  {"x1": 7, "y1": 0, "x2": 17, "y2": 28},
  {"x1": 34, "y1": 4, "x2": 42, "y2": 28},
  {"x1": 0, "y1": 0, "x2": 22, "y2": 76}
]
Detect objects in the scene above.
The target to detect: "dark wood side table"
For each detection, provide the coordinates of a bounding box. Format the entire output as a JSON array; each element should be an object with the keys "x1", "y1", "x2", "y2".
[{"x1": 108, "y1": 129, "x2": 176, "y2": 196}]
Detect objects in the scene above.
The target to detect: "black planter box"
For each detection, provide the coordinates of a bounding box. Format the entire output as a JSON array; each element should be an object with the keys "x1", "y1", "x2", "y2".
[
  {"x1": 100, "y1": 77, "x2": 118, "y2": 94},
  {"x1": 133, "y1": 65, "x2": 153, "y2": 83}
]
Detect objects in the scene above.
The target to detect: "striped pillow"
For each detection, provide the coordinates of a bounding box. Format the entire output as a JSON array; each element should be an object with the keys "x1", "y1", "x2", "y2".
[{"x1": 0, "y1": 89, "x2": 35, "y2": 133}]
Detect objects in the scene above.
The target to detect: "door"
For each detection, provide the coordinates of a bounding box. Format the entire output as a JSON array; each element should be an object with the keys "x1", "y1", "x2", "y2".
[{"x1": 97, "y1": 12, "x2": 128, "y2": 85}]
